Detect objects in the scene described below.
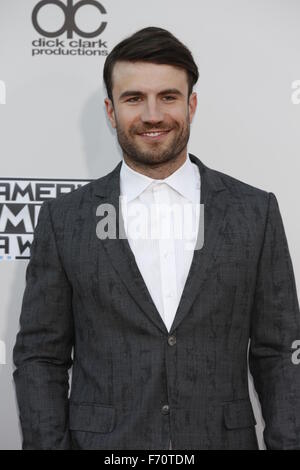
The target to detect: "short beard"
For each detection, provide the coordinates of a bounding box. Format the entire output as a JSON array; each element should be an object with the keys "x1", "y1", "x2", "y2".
[{"x1": 115, "y1": 118, "x2": 190, "y2": 166}]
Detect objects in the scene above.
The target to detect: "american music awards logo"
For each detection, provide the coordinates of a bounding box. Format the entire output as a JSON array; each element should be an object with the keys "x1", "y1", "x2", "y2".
[
  {"x1": 31, "y1": 0, "x2": 109, "y2": 57},
  {"x1": 0, "y1": 178, "x2": 90, "y2": 260}
]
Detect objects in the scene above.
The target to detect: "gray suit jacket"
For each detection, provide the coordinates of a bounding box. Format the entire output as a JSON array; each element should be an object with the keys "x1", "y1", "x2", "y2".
[{"x1": 13, "y1": 154, "x2": 300, "y2": 450}]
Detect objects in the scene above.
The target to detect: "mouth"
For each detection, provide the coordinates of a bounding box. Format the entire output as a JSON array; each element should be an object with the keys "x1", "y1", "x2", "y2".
[{"x1": 138, "y1": 129, "x2": 171, "y2": 141}]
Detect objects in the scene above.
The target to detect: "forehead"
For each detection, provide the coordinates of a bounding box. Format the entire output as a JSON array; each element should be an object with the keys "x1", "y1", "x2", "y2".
[{"x1": 111, "y1": 61, "x2": 188, "y2": 96}]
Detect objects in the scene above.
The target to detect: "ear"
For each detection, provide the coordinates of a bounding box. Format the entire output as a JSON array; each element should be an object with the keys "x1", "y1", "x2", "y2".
[
  {"x1": 104, "y1": 97, "x2": 116, "y2": 128},
  {"x1": 188, "y1": 92, "x2": 197, "y2": 123}
]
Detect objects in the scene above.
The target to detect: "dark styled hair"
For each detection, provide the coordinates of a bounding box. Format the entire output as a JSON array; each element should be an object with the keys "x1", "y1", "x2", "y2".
[{"x1": 103, "y1": 26, "x2": 199, "y2": 103}]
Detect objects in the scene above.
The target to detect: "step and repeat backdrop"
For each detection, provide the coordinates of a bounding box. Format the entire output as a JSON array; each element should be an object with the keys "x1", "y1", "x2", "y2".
[{"x1": 0, "y1": 0, "x2": 299, "y2": 449}]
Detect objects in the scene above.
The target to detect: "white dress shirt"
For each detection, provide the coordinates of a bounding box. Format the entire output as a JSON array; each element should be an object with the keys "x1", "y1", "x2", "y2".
[{"x1": 119, "y1": 153, "x2": 201, "y2": 333}]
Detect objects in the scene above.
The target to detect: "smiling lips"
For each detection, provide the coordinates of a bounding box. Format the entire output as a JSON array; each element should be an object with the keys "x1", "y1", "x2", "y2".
[{"x1": 138, "y1": 129, "x2": 171, "y2": 140}]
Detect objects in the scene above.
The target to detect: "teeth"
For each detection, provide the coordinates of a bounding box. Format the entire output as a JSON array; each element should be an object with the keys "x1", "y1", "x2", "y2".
[{"x1": 142, "y1": 131, "x2": 168, "y2": 137}]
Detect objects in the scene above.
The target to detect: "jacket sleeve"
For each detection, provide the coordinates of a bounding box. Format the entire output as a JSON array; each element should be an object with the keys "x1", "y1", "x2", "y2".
[
  {"x1": 249, "y1": 192, "x2": 300, "y2": 450},
  {"x1": 13, "y1": 199, "x2": 74, "y2": 450}
]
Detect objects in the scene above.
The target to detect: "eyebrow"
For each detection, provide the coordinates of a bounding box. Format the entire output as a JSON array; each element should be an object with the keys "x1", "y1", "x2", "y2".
[{"x1": 118, "y1": 88, "x2": 184, "y2": 101}]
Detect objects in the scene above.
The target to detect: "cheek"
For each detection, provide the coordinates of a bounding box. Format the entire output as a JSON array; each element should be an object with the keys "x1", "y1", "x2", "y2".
[
  {"x1": 116, "y1": 110, "x2": 140, "y2": 131},
  {"x1": 165, "y1": 106, "x2": 188, "y2": 122}
]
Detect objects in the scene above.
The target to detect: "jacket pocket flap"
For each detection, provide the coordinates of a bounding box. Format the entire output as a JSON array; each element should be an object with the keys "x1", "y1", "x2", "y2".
[
  {"x1": 69, "y1": 402, "x2": 116, "y2": 433},
  {"x1": 223, "y1": 399, "x2": 257, "y2": 430}
]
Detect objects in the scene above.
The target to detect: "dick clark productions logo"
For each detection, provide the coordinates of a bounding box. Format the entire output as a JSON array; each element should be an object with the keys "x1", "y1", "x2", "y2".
[
  {"x1": 31, "y1": 0, "x2": 108, "y2": 56},
  {"x1": 32, "y1": 0, "x2": 107, "y2": 38}
]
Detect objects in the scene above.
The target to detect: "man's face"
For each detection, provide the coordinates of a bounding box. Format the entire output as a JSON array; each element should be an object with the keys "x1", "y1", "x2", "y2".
[{"x1": 105, "y1": 61, "x2": 197, "y2": 166}]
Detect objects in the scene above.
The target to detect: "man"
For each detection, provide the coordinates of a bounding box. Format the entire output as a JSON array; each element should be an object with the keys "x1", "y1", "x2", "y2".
[{"x1": 13, "y1": 27, "x2": 300, "y2": 450}]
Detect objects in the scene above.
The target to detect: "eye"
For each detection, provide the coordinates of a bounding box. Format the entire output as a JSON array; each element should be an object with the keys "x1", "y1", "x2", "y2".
[
  {"x1": 163, "y1": 95, "x2": 176, "y2": 101},
  {"x1": 125, "y1": 95, "x2": 176, "y2": 103},
  {"x1": 126, "y1": 97, "x2": 141, "y2": 103}
]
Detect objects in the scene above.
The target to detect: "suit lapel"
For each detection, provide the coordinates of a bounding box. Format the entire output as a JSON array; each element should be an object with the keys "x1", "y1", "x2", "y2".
[
  {"x1": 93, "y1": 162, "x2": 168, "y2": 333},
  {"x1": 93, "y1": 153, "x2": 229, "y2": 334},
  {"x1": 169, "y1": 154, "x2": 230, "y2": 333}
]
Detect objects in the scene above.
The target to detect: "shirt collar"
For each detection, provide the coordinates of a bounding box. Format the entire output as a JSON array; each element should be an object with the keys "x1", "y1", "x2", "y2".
[{"x1": 120, "y1": 153, "x2": 200, "y2": 203}]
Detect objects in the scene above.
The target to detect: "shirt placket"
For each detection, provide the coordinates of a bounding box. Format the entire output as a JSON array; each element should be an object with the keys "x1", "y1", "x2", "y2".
[{"x1": 152, "y1": 183, "x2": 178, "y2": 332}]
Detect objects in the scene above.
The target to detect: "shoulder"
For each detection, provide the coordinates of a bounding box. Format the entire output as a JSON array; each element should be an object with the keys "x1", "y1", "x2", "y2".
[
  {"x1": 206, "y1": 162, "x2": 272, "y2": 203},
  {"x1": 43, "y1": 166, "x2": 117, "y2": 216},
  {"x1": 196, "y1": 157, "x2": 273, "y2": 220},
  {"x1": 191, "y1": 154, "x2": 270, "y2": 202}
]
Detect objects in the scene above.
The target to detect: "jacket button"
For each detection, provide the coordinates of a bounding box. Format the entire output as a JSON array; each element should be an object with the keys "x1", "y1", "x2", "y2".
[
  {"x1": 168, "y1": 335, "x2": 176, "y2": 346},
  {"x1": 162, "y1": 404, "x2": 170, "y2": 414}
]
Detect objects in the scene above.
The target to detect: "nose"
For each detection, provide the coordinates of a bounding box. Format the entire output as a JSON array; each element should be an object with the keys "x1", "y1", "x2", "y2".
[{"x1": 140, "y1": 97, "x2": 164, "y2": 124}]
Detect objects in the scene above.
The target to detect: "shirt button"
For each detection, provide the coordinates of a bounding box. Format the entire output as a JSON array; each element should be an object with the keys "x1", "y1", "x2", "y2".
[
  {"x1": 162, "y1": 404, "x2": 170, "y2": 415},
  {"x1": 168, "y1": 335, "x2": 176, "y2": 346}
]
